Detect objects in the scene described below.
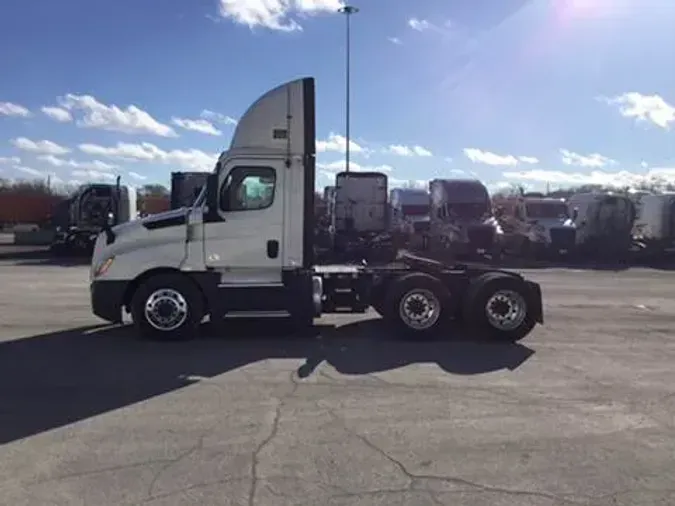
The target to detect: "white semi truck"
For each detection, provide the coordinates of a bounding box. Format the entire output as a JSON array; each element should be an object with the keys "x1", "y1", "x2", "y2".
[{"x1": 89, "y1": 77, "x2": 543, "y2": 341}]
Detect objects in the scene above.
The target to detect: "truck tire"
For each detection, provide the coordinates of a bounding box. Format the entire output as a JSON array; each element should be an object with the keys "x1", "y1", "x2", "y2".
[
  {"x1": 130, "y1": 273, "x2": 204, "y2": 341},
  {"x1": 463, "y1": 272, "x2": 536, "y2": 342},
  {"x1": 382, "y1": 273, "x2": 451, "y2": 338}
]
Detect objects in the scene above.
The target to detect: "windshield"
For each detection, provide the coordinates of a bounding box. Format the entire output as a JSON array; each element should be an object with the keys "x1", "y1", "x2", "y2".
[
  {"x1": 401, "y1": 204, "x2": 429, "y2": 216},
  {"x1": 447, "y1": 202, "x2": 489, "y2": 220},
  {"x1": 526, "y1": 203, "x2": 569, "y2": 219}
]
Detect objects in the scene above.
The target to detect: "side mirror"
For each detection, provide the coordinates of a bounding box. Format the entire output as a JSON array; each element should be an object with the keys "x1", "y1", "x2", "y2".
[
  {"x1": 572, "y1": 207, "x2": 579, "y2": 221},
  {"x1": 204, "y1": 174, "x2": 220, "y2": 221}
]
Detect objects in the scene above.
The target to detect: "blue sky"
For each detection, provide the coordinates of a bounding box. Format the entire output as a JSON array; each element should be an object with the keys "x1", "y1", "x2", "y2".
[{"x1": 1, "y1": 0, "x2": 674, "y2": 194}]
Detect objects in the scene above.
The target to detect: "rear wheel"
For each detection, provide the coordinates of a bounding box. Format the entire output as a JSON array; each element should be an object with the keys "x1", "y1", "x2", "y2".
[
  {"x1": 382, "y1": 273, "x2": 451, "y2": 338},
  {"x1": 130, "y1": 274, "x2": 204, "y2": 341},
  {"x1": 463, "y1": 273, "x2": 536, "y2": 341}
]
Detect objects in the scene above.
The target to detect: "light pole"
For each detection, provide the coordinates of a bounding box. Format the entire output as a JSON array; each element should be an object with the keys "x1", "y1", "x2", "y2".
[{"x1": 338, "y1": 5, "x2": 358, "y2": 173}]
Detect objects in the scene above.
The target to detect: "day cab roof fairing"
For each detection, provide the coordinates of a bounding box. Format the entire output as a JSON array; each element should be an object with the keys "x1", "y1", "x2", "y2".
[
  {"x1": 213, "y1": 77, "x2": 316, "y2": 268},
  {"x1": 430, "y1": 179, "x2": 490, "y2": 205}
]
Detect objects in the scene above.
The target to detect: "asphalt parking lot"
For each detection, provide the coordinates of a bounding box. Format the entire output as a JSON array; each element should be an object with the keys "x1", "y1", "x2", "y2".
[{"x1": 1, "y1": 260, "x2": 674, "y2": 506}]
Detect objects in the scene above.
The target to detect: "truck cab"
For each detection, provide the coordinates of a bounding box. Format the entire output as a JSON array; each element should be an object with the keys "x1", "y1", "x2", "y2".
[
  {"x1": 493, "y1": 195, "x2": 575, "y2": 257},
  {"x1": 428, "y1": 179, "x2": 498, "y2": 259},
  {"x1": 568, "y1": 192, "x2": 636, "y2": 259},
  {"x1": 89, "y1": 77, "x2": 543, "y2": 342},
  {"x1": 52, "y1": 181, "x2": 136, "y2": 256}
]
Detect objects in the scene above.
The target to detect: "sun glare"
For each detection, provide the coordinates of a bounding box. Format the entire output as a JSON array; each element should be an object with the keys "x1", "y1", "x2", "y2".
[{"x1": 554, "y1": 0, "x2": 616, "y2": 19}]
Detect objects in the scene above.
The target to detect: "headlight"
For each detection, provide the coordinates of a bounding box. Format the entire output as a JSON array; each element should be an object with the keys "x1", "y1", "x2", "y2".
[{"x1": 94, "y1": 256, "x2": 115, "y2": 278}]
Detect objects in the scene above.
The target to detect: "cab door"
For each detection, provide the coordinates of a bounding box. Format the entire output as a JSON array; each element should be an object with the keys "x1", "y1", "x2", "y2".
[{"x1": 203, "y1": 158, "x2": 284, "y2": 285}]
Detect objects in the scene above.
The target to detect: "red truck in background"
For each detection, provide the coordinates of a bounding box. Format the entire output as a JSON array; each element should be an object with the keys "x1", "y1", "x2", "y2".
[
  {"x1": 138, "y1": 195, "x2": 170, "y2": 216},
  {"x1": 0, "y1": 192, "x2": 66, "y2": 227}
]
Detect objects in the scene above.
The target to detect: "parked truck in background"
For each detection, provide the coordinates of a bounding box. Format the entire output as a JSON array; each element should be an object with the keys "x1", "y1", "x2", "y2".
[
  {"x1": 389, "y1": 187, "x2": 430, "y2": 250},
  {"x1": 330, "y1": 171, "x2": 391, "y2": 260},
  {"x1": 51, "y1": 179, "x2": 137, "y2": 256},
  {"x1": 170, "y1": 171, "x2": 209, "y2": 210},
  {"x1": 493, "y1": 195, "x2": 576, "y2": 258},
  {"x1": 88, "y1": 77, "x2": 543, "y2": 342},
  {"x1": 568, "y1": 192, "x2": 636, "y2": 261},
  {"x1": 0, "y1": 192, "x2": 65, "y2": 228},
  {"x1": 428, "y1": 179, "x2": 499, "y2": 260},
  {"x1": 631, "y1": 193, "x2": 675, "y2": 259}
]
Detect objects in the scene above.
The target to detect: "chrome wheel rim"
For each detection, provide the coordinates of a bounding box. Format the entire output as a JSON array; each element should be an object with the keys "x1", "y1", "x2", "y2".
[
  {"x1": 485, "y1": 289, "x2": 527, "y2": 331},
  {"x1": 399, "y1": 288, "x2": 440, "y2": 330},
  {"x1": 144, "y1": 288, "x2": 188, "y2": 331}
]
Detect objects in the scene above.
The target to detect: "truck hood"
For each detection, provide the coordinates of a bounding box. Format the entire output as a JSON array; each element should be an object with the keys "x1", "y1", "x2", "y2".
[{"x1": 113, "y1": 207, "x2": 188, "y2": 236}]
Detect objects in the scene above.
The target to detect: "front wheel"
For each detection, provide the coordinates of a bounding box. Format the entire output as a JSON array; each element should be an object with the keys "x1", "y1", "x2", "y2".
[
  {"x1": 130, "y1": 274, "x2": 204, "y2": 341},
  {"x1": 463, "y1": 273, "x2": 537, "y2": 341}
]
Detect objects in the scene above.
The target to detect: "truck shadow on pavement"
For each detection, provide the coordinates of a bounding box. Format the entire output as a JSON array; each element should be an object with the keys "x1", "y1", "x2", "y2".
[{"x1": 0, "y1": 319, "x2": 534, "y2": 445}]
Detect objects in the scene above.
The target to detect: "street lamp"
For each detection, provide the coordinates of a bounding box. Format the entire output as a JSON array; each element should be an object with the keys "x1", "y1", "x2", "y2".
[{"x1": 338, "y1": 5, "x2": 359, "y2": 173}]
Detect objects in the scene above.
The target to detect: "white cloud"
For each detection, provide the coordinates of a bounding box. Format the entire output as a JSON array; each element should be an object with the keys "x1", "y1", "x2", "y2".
[
  {"x1": 37, "y1": 155, "x2": 118, "y2": 172},
  {"x1": 388, "y1": 178, "x2": 428, "y2": 190},
  {"x1": 11, "y1": 137, "x2": 71, "y2": 155},
  {"x1": 57, "y1": 94, "x2": 177, "y2": 137},
  {"x1": 602, "y1": 92, "x2": 675, "y2": 129},
  {"x1": 503, "y1": 167, "x2": 675, "y2": 188},
  {"x1": 171, "y1": 117, "x2": 222, "y2": 136},
  {"x1": 0, "y1": 156, "x2": 21, "y2": 165},
  {"x1": 408, "y1": 18, "x2": 431, "y2": 31},
  {"x1": 200, "y1": 109, "x2": 238, "y2": 125},
  {"x1": 385, "y1": 144, "x2": 433, "y2": 157},
  {"x1": 518, "y1": 156, "x2": 539, "y2": 164},
  {"x1": 448, "y1": 168, "x2": 467, "y2": 176},
  {"x1": 0, "y1": 102, "x2": 31, "y2": 117},
  {"x1": 388, "y1": 37, "x2": 402, "y2": 45},
  {"x1": 127, "y1": 171, "x2": 147, "y2": 181},
  {"x1": 560, "y1": 149, "x2": 615, "y2": 168},
  {"x1": 316, "y1": 133, "x2": 364, "y2": 154},
  {"x1": 464, "y1": 148, "x2": 519, "y2": 166},
  {"x1": 78, "y1": 141, "x2": 219, "y2": 171},
  {"x1": 487, "y1": 181, "x2": 523, "y2": 195},
  {"x1": 217, "y1": 0, "x2": 343, "y2": 32},
  {"x1": 318, "y1": 159, "x2": 393, "y2": 173},
  {"x1": 15, "y1": 166, "x2": 43, "y2": 177},
  {"x1": 71, "y1": 169, "x2": 116, "y2": 181},
  {"x1": 41, "y1": 106, "x2": 73, "y2": 122}
]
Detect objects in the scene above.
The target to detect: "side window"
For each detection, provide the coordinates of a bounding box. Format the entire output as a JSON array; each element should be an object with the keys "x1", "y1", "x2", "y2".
[{"x1": 219, "y1": 167, "x2": 276, "y2": 212}]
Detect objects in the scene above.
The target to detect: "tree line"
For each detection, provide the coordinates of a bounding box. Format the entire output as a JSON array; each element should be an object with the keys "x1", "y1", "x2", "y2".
[{"x1": 0, "y1": 178, "x2": 170, "y2": 197}]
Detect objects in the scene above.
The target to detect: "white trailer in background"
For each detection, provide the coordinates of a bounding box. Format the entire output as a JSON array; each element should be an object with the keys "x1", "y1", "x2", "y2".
[{"x1": 88, "y1": 77, "x2": 543, "y2": 342}]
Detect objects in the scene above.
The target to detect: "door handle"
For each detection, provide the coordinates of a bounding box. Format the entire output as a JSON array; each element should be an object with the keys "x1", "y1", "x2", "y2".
[{"x1": 267, "y1": 240, "x2": 279, "y2": 259}]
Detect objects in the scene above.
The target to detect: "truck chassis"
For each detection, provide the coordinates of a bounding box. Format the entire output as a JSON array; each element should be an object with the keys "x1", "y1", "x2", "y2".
[{"x1": 91, "y1": 251, "x2": 543, "y2": 343}]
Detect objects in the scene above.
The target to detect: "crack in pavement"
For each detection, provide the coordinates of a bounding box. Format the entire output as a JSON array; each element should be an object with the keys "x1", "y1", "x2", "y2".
[
  {"x1": 247, "y1": 371, "x2": 301, "y2": 506},
  {"x1": 144, "y1": 378, "x2": 228, "y2": 501},
  {"x1": 324, "y1": 407, "x2": 585, "y2": 505},
  {"x1": 26, "y1": 458, "x2": 176, "y2": 486},
  {"x1": 136, "y1": 477, "x2": 250, "y2": 504},
  {"x1": 145, "y1": 435, "x2": 206, "y2": 499}
]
